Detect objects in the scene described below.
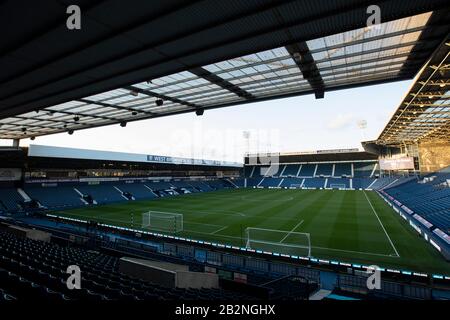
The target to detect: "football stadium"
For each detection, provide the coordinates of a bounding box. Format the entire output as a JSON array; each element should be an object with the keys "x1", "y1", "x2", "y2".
[{"x1": 0, "y1": 0, "x2": 449, "y2": 309}]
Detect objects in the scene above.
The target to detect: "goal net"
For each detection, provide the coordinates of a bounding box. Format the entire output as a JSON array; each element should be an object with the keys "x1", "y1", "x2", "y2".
[
  {"x1": 142, "y1": 211, "x2": 183, "y2": 233},
  {"x1": 329, "y1": 184, "x2": 346, "y2": 190},
  {"x1": 245, "y1": 227, "x2": 311, "y2": 257}
]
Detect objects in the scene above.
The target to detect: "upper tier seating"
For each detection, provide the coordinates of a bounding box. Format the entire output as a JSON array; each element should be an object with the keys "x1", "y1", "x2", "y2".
[
  {"x1": 334, "y1": 163, "x2": 352, "y2": 177},
  {"x1": 298, "y1": 164, "x2": 316, "y2": 177},
  {"x1": 244, "y1": 166, "x2": 256, "y2": 177},
  {"x1": 353, "y1": 163, "x2": 376, "y2": 177},
  {"x1": 315, "y1": 164, "x2": 333, "y2": 176},
  {"x1": 0, "y1": 188, "x2": 24, "y2": 212},
  {"x1": 384, "y1": 172, "x2": 450, "y2": 232},
  {"x1": 281, "y1": 164, "x2": 300, "y2": 176},
  {"x1": 0, "y1": 230, "x2": 255, "y2": 301}
]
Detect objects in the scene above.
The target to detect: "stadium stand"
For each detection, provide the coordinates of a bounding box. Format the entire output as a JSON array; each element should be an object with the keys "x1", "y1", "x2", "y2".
[
  {"x1": 0, "y1": 187, "x2": 24, "y2": 212},
  {"x1": 316, "y1": 164, "x2": 333, "y2": 176},
  {"x1": 383, "y1": 170, "x2": 450, "y2": 232},
  {"x1": 245, "y1": 178, "x2": 264, "y2": 188},
  {"x1": 303, "y1": 178, "x2": 326, "y2": 189},
  {"x1": 188, "y1": 181, "x2": 214, "y2": 192},
  {"x1": 24, "y1": 185, "x2": 84, "y2": 210},
  {"x1": 120, "y1": 182, "x2": 158, "y2": 200},
  {"x1": 145, "y1": 181, "x2": 174, "y2": 191},
  {"x1": 280, "y1": 177, "x2": 304, "y2": 188},
  {"x1": 298, "y1": 164, "x2": 316, "y2": 177},
  {"x1": 368, "y1": 177, "x2": 398, "y2": 190},
  {"x1": 207, "y1": 180, "x2": 234, "y2": 190},
  {"x1": 353, "y1": 163, "x2": 376, "y2": 177},
  {"x1": 352, "y1": 178, "x2": 376, "y2": 190},
  {"x1": 169, "y1": 180, "x2": 198, "y2": 194},
  {"x1": 281, "y1": 164, "x2": 301, "y2": 177},
  {"x1": 326, "y1": 178, "x2": 350, "y2": 189},
  {"x1": 259, "y1": 178, "x2": 283, "y2": 188},
  {"x1": 76, "y1": 185, "x2": 125, "y2": 205},
  {"x1": 0, "y1": 229, "x2": 257, "y2": 301},
  {"x1": 230, "y1": 178, "x2": 245, "y2": 188},
  {"x1": 1, "y1": 1, "x2": 449, "y2": 303},
  {"x1": 244, "y1": 166, "x2": 255, "y2": 178},
  {"x1": 333, "y1": 163, "x2": 352, "y2": 177}
]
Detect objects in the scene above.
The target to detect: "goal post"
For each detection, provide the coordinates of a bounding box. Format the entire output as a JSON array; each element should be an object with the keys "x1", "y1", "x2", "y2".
[
  {"x1": 142, "y1": 211, "x2": 183, "y2": 233},
  {"x1": 245, "y1": 227, "x2": 311, "y2": 257},
  {"x1": 329, "y1": 184, "x2": 346, "y2": 190}
]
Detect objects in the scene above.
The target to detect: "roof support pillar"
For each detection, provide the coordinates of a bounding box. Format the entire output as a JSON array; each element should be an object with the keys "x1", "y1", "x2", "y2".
[{"x1": 12, "y1": 139, "x2": 20, "y2": 148}]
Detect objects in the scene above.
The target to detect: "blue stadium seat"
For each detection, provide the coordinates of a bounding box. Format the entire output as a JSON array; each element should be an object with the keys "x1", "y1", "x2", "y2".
[
  {"x1": 281, "y1": 164, "x2": 300, "y2": 177},
  {"x1": 0, "y1": 230, "x2": 257, "y2": 301},
  {"x1": 353, "y1": 162, "x2": 376, "y2": 177},
  {"x1": 24, "y1": 186, "x2": 84, "y2": 210},
  {"x1": 0, "y1": 188, "x2": 24, "y2": 212},
  {"x1": 76, "y1": 185, "x2": 125, "y2": 204},
  {"x1": 315, "y1": 164, "x2": 333, "y2": 176},
  {"x1": 298, "y1": 164, "x2": 316, "y2": 177},
  {"x1": 384, "y1": 170, "x2": 450, "y2": 232},
  {"x1": 334, "y1": 163, "x2": 352, "y2": 177},
  {"x1": 327, "y1": 178, "x2": 350, "y2": 189},
  {"x1": 303, "y1": 178, "x2": 326, "y2": 189}
]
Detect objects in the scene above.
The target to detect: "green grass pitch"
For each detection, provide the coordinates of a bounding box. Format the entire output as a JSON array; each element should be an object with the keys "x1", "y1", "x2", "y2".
[{"x1": 53, "y1": 188, "x2": 450, "y2": 275}]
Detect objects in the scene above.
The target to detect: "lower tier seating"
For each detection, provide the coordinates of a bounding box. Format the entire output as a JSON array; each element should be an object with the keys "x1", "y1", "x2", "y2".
[
  {"x1": 384, "y1": 171, "x2": 450, "y2": 232},
  {"x1": 0, "y1": 230, "x2": 255, "y2": 301}
]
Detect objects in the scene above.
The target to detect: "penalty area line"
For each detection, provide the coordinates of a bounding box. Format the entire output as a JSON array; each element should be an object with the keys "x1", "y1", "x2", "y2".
[{"x1": 210, "y1": 226, "x2": 228, "y2": 235}]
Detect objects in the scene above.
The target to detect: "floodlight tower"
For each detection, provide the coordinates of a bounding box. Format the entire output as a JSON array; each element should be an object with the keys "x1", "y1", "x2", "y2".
[
  {"x1": 243, "y1": 131, "x2": 251, "y2": 159},
  {"x1": 358, "y1": 120, "x2": 368, "y2": 141}
]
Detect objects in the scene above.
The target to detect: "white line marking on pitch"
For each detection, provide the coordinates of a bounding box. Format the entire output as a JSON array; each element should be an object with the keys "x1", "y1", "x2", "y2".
[
  {"x1": 312, "y1": 245, "x2": 400, "y2": 258},
  {"x1": 210, "y1": 226, "x2": 228, "y2": 235},
  {"x1": 363, "y1": 191, "x2": 400, "y2": 257},
  {"x1": 280, "y1": 220, "x2": 304, "y2": 243},
  {"x1": 183, "y1": 230, "x2": 398, "y2": 258}
]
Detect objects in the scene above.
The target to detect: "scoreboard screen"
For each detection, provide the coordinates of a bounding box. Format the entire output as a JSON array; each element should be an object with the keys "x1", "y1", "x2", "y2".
[{"x1": 379, "y1": 157, "x2": 415, "y2": 170}]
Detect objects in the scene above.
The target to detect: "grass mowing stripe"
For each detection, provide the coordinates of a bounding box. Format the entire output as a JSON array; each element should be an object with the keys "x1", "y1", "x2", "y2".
[
  {"x1": 279, "y1": 220, "x2": 304, "y2": 243},
  {"x1": 52, "y1": 188, "x2": 450, "y2": 275},
  {"x1": 363, "y1": 190, "x2": 400, "y2": 257}
]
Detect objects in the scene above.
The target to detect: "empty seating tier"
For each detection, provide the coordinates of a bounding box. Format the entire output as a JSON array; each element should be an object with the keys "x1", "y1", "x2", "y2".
[{"x1": 0, "y1": 230, "x2": 255, "y2": 301}]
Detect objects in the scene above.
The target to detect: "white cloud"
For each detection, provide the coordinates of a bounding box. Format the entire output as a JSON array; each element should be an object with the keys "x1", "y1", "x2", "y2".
[{"x1": 327, "y1": 113, "x2": 355, "y2": 130}]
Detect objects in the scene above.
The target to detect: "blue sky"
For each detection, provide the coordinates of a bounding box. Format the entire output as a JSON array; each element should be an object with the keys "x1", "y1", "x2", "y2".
[{"x1": 1, "y1": 80, "x2": 410, "y2": 163}]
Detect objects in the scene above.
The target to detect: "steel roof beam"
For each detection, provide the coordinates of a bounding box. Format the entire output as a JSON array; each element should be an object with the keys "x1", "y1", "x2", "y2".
[
  {"x1": 189, "y1": 67, "x2": 255, "y2": 100},
  {"x1": 77, "y1": 98, "x2": 156, "y2": 116},
  {"x1": 123, "y1": 85, "x2": 201, "y2": 110}
]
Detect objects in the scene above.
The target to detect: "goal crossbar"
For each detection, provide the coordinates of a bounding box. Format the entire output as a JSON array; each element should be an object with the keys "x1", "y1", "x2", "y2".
[{"x1": 142, "y1": 211, "x2": 183, "y2": 233}]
